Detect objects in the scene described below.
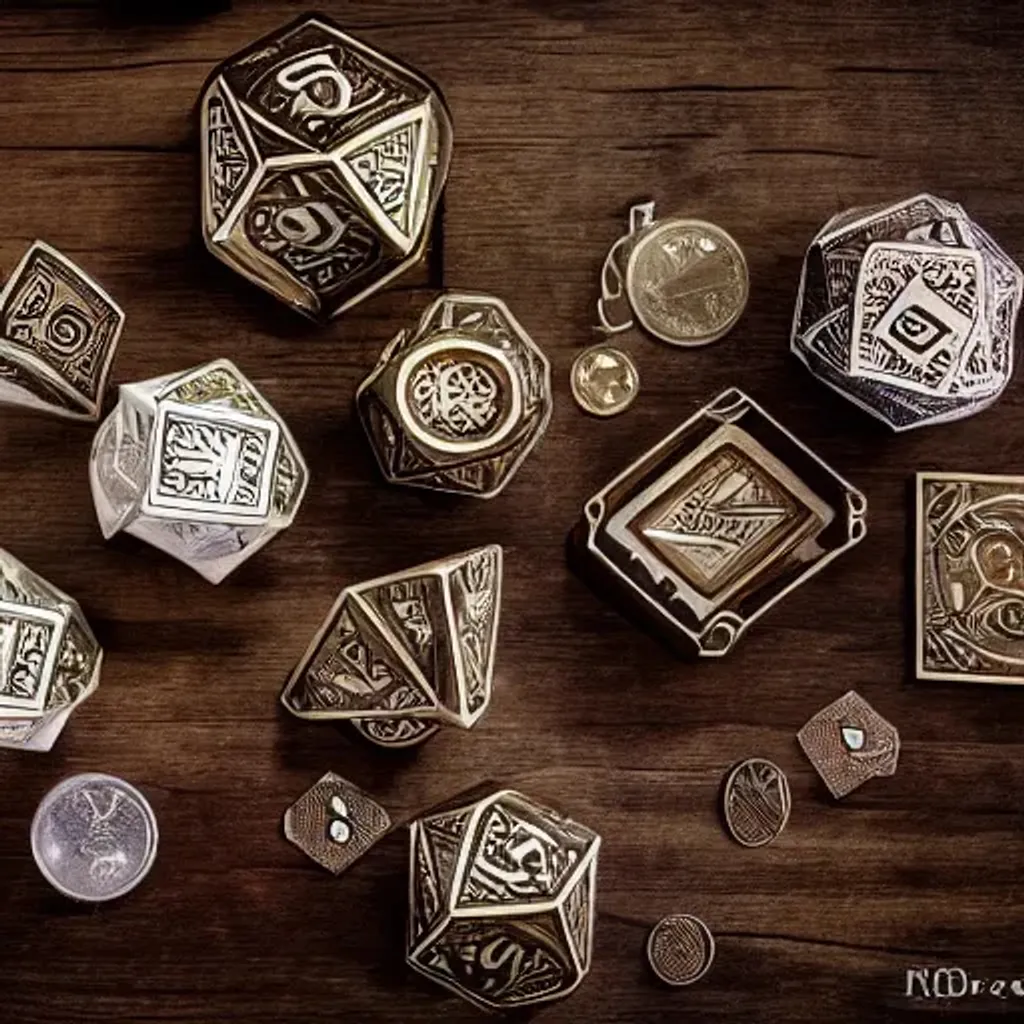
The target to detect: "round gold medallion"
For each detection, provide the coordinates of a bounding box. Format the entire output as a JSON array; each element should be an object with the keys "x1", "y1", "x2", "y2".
[{"x1": 570, "y1": 344, "x2": 639, "y2": 417}]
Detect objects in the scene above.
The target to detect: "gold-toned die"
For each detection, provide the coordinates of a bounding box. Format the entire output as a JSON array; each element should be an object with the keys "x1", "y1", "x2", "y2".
[
  {"x1": 574, "y1": 388, "x2": 867, "y2": 656},
  {"x1": 797, "y1": 691, "x2": 899, "y2": 799},
  {"x1": 917, "y1": 472, "x2": 1024, "y2": 684},
  {"x1": 283, "y1": 772, "x2": 391, "y2": 874}
]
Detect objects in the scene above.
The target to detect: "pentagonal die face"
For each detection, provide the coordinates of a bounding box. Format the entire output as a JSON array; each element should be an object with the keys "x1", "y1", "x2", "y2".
[
  {"x1": 89, "y1": 359, "x2": 308, "y2": 584},
  {"x1": 0, "y1": 241, "x2": 125, "y2": 421},
  {"x1": 357, "y1": 294, "x2": 552, "y2": 498},
  {"x1": 281, "y1": 546, "x2": 502, "y2": 739},
  {"x1": 407, "y1": 790, "x2": 600, "y2": 1011},
  {"x1": 0, "y1": 550, "x2": 101, "y2": 752},
  {"x1": 200, "y1": 14, "x2": 453, "y2": 319},
  {"x1": 792, "y1": 194, "x2": 1023, "y2": 431}
]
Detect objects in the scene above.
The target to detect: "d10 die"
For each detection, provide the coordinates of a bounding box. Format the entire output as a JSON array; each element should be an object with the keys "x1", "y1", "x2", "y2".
[
  {"x1": 199, "y1": 14, "x2": 453, "y2": 320},
  {"x1": 792, "y1": 194, "x2": 1023, "y2": 430},
  {"x1": 0, "y1": 241, "x2": 124, "y2": 421},
  {"x1": 89, "y1": 359, "x2": 308, "y2": 584},
  {"x1": 357, "y1": 293, "x2": 552, "y2": 498},
  {"x1": 281, "y1": 546, "x2": 502, "y2": 746},
  {"x1": 407, "y1": 789, "x2": 600, "y2": 1011},
  {"x1": 0, "y1": 549, "x2": 101, "y2": 752}
]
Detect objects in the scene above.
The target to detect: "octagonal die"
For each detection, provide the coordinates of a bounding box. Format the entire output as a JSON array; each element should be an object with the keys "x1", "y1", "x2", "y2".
[
  {"x1": 199, "y1": 13, "x2": 453, "y2": 319},
  {"x1": 0, "y1": 549, "x2": 101, "y2": 752},
  {"x1": 357, "y1": 293, "x2": 551, "y2": 498},
  {"x1": 407, "y1": 789, "x2": 600, "y2": 1011},
  {"x1": 89, "y1": 359, "x2": 308, "y2": 584}
]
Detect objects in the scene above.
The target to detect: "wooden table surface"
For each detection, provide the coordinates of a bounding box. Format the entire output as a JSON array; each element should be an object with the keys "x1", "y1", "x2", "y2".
[{"x1": 1, "y1": 2, "x2": 1023, "y2": 1021}]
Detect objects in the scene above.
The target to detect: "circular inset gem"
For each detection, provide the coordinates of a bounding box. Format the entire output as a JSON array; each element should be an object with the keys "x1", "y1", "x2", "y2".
[
  {"x1": 627, "y1": 219, "x2": 748, "y2": 347},
  {"x1": 722, "y1": 757, "x2": 791, "y2": 848},
  {"x1": 31, "y1": 773, "x2": 158, "y2": 902},
  {"x1": 647, "y1": 914, "x2": 715, "y2": 986},
  {"x1": 571, "y1": 344, "x2": 639, "y2": 417}
]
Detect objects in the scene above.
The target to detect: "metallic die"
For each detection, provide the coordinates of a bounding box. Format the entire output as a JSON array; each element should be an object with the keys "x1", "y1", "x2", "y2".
[
  {"x1": 357, "y1": 293, "x2": 551, "y2": 498},
  {"x1": 281, "y1": 546, "x2": 502, "y2": 743},
  {"x1": 283, "y1": 771, "x2": 392, "y2": 875},
  {"x1": 576, "y1": 388, "x2": 866, "y2": 656},
  {"x1": 199, "y1": 14, "x2": 453, "y2": 319},
  {"x1": 407, "y1": 789, "x2": 600, "y2": 1012},
  {"x1": 89, "y1": 359, "x2": 308, "y2": 584},
  {"x1": 917, "y1": 471, "x2": 1024, "y2": 684},
  {"x1": 0, "y1": 241, "x2": 125, "y2": 421},
  {"x1": 792, "y1": 194, "x2": 1023, "y2": 431},
  {"x1": 0, "y1": 550, "x2": 101, "y2": 752}
]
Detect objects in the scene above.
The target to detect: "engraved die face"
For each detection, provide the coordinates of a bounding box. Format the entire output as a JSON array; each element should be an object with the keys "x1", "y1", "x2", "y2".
[
  {"x1": 407, "y1": 790, "x2": 600, "y2": 1011},
  {"x1": 89, "y1": 360, "x2": 308, "y2": 584},
  {"x1": 357, "y1": 294, "x2": 551, "y2": 498},
  {"x1": 792, "y1": 194, "x2": 1023, "y2": 430},
  {"x1": 578, "y1": 388, "x2": 866, "y2": 656},
  {"x1": 0, "y1": 603, "x2": 64, "y2": 715},
  {"x1": 200, "y1": 15, "x2": 453, "y2": 320},
  {"x1": 0, "y1": 242, "x2": 125, "y2": 420}
]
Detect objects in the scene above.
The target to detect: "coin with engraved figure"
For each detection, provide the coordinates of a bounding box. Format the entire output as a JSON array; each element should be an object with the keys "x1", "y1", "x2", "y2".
[
  {"x1": 571, "y1": 344, "x2": 639, "y2": 417},
  {"x1": 647, "y1": 913, "x2": 716, "y2": 986},
  {"x1": 627, "y1": 219, "x2": 749, "y2": 347},
  {"x1": 31, "y1": 773, "x2": 158, "y2": 902}
]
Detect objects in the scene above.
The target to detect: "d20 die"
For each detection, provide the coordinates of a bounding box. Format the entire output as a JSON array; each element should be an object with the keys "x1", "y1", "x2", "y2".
[
  {"x1": 281, "y1": 546, "x2": 502, "y2": 745},
  {"x1": 574, "y1": 388, "x2": 867, "y2": 656},
  {"x1": 0, "y1": 549, "x2": 102, "y2": 752},
  {"x1": 792, "y1": 194, "x2": 1023, "y2": 430},
  {"x1": 0, "y1": 241, "x2": 125, "y2": 421},
  {"x1": 89, "y1": 359, "x2": 308, "y2": 584},
  {"x1": 199, "y1": 13, "x2": 453, "y2": 320},
  {"x1": 357, "y1": 293, "x2": 551, "y2": 498},
  {"x1": 407, "y1": 789, "x2": 600, "y2": 1012},
  {"x1": 917, "y1": 471, "x2": 1024, "y2": 684}
]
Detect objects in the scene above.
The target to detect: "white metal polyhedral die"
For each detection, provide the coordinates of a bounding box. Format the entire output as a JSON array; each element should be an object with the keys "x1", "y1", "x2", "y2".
[
  {"x1": 0, "y1": 549, "x2": 101, "y2": 752},
  {"x1": 89, "y1": 359, "x2": 308, "y2": 584},
  {"x1": 199, "y1": 13, "x2": 453, "y2": 320},
  {"x1": 792, "y1": 194, "x2": 1023, "y2": 431},
  {"x1": 406, "y1": 789, "x2": 600, "y2": 1011}
]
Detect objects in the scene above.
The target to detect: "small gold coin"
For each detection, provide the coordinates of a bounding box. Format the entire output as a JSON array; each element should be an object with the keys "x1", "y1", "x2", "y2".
[
  {"x1": 627, "y1": 219, "x2": 748, "y2": 347},
  {"x1": 647, "y1": 913, "x2": 715, "y2": 986},
  {"x1": 571, "y1": 344, "x2": 639, "y2": 417}
]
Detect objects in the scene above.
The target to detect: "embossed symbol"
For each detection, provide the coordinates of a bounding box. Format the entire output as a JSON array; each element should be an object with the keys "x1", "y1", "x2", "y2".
[
  {"x1": 205, "y1": 94, "x2": 253, "y2": 226},
  {"x1": 74, "y1": 786, "x2": 130, "y2": 882},
  {"x1": 0, "y1": 603, "x2": 62, "y2": 714},
  {"x1": 722, "y1": 757, "x2": 791, "y2": 848},
  {"x1": 409, "y1": 358, "x2": 501, "y2": 440},
  {"x1": 348, "y1": 121, "x2": 418, "y2": 233}
]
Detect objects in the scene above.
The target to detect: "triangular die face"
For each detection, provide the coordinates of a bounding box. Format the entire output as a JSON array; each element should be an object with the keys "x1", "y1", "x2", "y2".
[
  {"x1": 446, "y1": 547, "x2": 501, "y2": 719},
  {"x1": 284, "y1": 595, "x2": 435, "y2": 717},
  {"x1": 203, "y1": 83, "x2": 259, "y2": 234},
  {"x1": 457, "y1": 799, "x2": 591, "y2": 909},
  {"x1": 423, "y1": 809, "x2": 470, "y2": 905}
]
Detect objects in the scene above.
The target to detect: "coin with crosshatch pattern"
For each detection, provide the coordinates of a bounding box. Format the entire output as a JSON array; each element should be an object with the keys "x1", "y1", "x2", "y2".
[
  {"x1": 647, "y1": 914, "x2": 716, "y2": 986},
  {"x1": 722, "y1": 757, "x2": 791, "y2": 847}
]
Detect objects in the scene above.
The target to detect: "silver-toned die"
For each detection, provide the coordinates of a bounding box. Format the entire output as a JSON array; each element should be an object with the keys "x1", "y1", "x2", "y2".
[
  {"x1": 281, "y1": 546, "x2": 501, "y2": 746},
  {"x1": 792, "y1": 194, "x2": 1024, "y2": 431},
  {"x1": 357, "y1": 293, "x2": 551, "y2": 498},
  {"x1": 0, "y1": 549, "x2": 101, "y2": 752},
  {"x1": 407, "y1": 789, "x2": 600, "y2": 1011},
  {"x1": 575, "y1": 388, "x2": 866, "y2": 656},
  {"x1": 0, "y1": 241, "x2": 124, "y2": 421},
  {"x1": 199, "y1": 13, "x2": 453, "y2": 319},
  {"x1": 89, "y1": 359, "x2": 308, "y2": 584}
]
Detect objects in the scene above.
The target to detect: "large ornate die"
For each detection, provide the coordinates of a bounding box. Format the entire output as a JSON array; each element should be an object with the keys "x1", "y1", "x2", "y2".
[
  {"x1": 357, "y1": 293, "x2": 552, "y2": 498},
  {"x1": 0, "y1": 549, "x2": 101, "y2": 752},
  {"x1": 0, "y1": 241, "x2": 124, "y2": 421},
  {"x1": 281, "y1": 546, "x2": 501, "y2": 747},
  {"x1": 199, "y1": 14, "x2": 453, "y2": 319},
  {"x1": 792, "y1": 194, "x2": 1023, "y2": 431},
  {"x1": 575, "y1": 388, "x2": 867, "y2": 656},
  {"x1": 407, "y1": 789, "x2": 600, "y2": 1011},
  {"x1": 89, "y1": 359, "x2": 308, "y2": 584}
]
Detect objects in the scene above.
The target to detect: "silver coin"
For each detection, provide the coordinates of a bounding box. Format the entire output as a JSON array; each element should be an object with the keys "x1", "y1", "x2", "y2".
[
  {"x1": 31, "y1": 773, "x2": 158, "y2": 902},
  {"x1": 722, "y1": 757, "x2": 791, "y2": 848},
  {"x1": 627, "y1": 219, "x2": 748, "y2": 347},
  {"x1": 647, "y1": 913, "x2": 715, "y2": 986},
  {"x1": 571, "y1": 344, "x2": 640, "y2": 417}
]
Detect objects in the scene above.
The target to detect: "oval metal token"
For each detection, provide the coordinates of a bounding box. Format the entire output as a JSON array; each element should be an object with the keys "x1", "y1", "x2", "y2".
[
  {"x1": 722, "y1": 757, "x2": 791, "y2": 848},
  {"x1": 647, "y1": 913, "x2": 715, "y2": 986}
]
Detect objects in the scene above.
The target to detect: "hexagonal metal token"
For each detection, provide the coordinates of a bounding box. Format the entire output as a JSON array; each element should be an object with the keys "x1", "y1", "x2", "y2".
[{"x1": 283, "y1": 772, "x2": 391, "y2": 875}]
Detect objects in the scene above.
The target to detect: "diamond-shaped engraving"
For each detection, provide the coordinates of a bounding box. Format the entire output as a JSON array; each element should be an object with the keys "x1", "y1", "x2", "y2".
[{"x1": 408, "y1": 790, "x2": 600, "y2": 1012}]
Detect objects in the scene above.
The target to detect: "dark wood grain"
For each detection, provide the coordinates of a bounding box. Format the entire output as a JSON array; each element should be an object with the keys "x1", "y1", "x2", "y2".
[{"x1": 1, "y1": 1, "x2": 1023, "y2": 1021}]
